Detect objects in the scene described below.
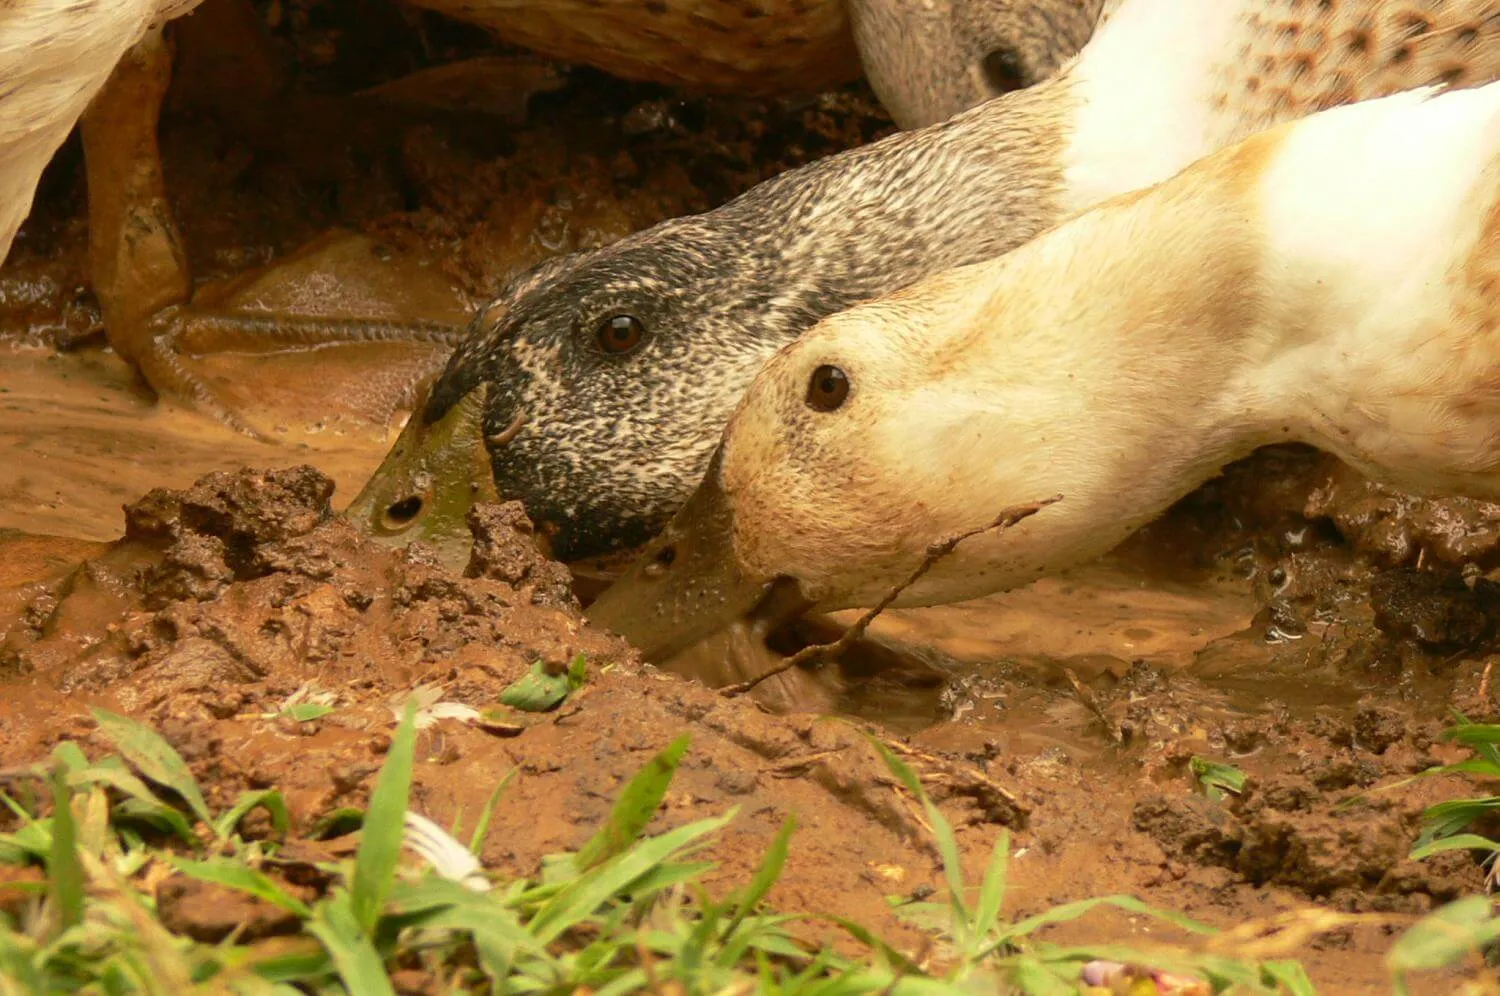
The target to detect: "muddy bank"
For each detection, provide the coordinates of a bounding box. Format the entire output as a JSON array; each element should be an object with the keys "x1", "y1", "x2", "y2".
[{"x1": 1, "y1": 465, "x2": 1497, "y2": 990}]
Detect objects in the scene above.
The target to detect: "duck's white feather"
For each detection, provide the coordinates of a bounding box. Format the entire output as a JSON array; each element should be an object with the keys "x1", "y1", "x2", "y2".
[
  {"x1": 0, "y1": 0, "x2": 202, "y2": 264},
  {"x1": 1061, "y1": 0, "x2": 1248, "y2": 212}
]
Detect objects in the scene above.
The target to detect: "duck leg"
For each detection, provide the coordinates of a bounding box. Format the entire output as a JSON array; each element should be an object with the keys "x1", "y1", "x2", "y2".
[
  {"x1": 848, "y1": 0, "x2": 1106, "y2": 129},
  {"x1": 79, "y1": 25, "x2": 465, "y2": 434}
]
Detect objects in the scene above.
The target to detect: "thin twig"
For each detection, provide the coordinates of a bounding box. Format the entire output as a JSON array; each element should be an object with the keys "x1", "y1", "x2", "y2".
[{"x1": 719, "y1": 495, "x2": 1062, "y2": 698}]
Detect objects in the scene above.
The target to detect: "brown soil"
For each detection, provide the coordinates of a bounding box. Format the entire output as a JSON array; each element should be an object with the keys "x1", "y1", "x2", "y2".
[{"x1": 3, "y1": 3, "x2": 1500, "y2": 992}]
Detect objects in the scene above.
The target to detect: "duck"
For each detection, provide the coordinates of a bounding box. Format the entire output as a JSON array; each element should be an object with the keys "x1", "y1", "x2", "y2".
[
  {"x1": 354, "y1": 0, "x2": 1500, "y2": 571},
  {"x1": 0, "y1": 0, "x2": 203, "y2": 268},
  {"x1": 1, "y1": 0, "x2": 1092, "y2": 431},
  {"x1": 585, "y1": 81, "x2": 1500, "y2": 662}
]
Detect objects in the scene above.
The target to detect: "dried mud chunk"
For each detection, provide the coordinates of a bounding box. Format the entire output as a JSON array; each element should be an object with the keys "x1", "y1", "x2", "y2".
[
  {"x1": 156, "y1": 874, "x2": 301, "y2": 942},
  {"x1": 1352, "y1": 703, "x2": 1407, "y2": 754},
  {"x1": 143, "y1": 532, "x2": 233, "y2": 607},
  {"x1": 465, "y1": 502, "x2": 577, "y2": 609},
  {"x1": 1235, "y1": 810, "x2": 1409, "y2": 896},
  {"x1": 1370, "y1": 568, "x2": 1500, "y2": 650},
  {"x1": 1306, "y1": 463, "x2": 1500, "y2": 567},
  {"x1": 179, "y1": 465, "x2": 333, "y2": 555},
  {"x1": 1132, "y1": 794, "x2": 1242, "y2": 867}
]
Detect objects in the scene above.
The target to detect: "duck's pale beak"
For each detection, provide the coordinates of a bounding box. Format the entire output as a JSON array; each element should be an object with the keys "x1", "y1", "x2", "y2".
[
  {"x1": 585, "y1": 456, "x2": 815, "y2": 663},
  {"x1": 343, "y1": 383, "x2": 499, "y2": 571}
]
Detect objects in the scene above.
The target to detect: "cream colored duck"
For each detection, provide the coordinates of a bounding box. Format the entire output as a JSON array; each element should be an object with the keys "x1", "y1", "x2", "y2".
[{"x1": 587, "y1": 82, "x2": 1500, "y2": 662}]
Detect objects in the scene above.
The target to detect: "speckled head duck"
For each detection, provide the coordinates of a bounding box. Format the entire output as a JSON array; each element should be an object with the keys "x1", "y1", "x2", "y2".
[
  {"x1": 350, "y1": 0, "x2": 1500, "y2": 569},
  {"x1": 589, "y1": 82, "x2": 1500, "y2": 660}
]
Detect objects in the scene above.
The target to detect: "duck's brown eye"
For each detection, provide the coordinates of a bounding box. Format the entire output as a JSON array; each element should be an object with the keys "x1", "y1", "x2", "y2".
[
  {"x1": 597, "y1": 314, "x2": 645, "y2": 354},
  {"x1": 805, "y1": 364, "x2": 850, "y2": 412}
]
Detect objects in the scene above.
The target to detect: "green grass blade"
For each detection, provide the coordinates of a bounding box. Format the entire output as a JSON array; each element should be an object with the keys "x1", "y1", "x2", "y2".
[
  {"x1": 985, "y1": 895, "x2": 1217, "y2": 956},
  {"x1": 351, "y1": 701, "x2": 417, "y2": 937},
  {"x1": 530, "y1": 811, "x2": 733, "y2": 945},
  {"x1": 971, "y1": 830, "x2": 1010, "y2": 943},
  {"x1": 45, "y1": 769, "x2": 84, "y2": 935},
  {"x1": 89, "y1": 708, "x2": 213, "y2": 827},
  {"x1": 1261, "y1": 959, "x2": 1319, "y2": 996},
  {"x1": 306, "y1": 894, "x2": 397, "y2": 996},
  {"x1": 1410, "y1": 833, "x2": 1500, "y2": 861},
  {"x1": 575, "y1": 734, "x2": 691, "y2": 872},
  {"x1": 468, "y1": 768, "x2": 516, "y2": 854},
  {"x1": 1386, "y1": 895, "x2": 1500, "y2": 981},
  {"x1": 170, "y1": 857, "x2": 312, "y2": 918},
  {"x1": 720, "y1": 815, "x2": 796, "y2": 944},
  {"x1": 215, "y1": 790, "x2": 292, "y2": 840},
  {"x1": 860, "y1": 733, "x2": 970, "y2": 938}
]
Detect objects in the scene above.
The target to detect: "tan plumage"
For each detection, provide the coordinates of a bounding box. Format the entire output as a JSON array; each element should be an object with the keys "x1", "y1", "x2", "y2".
[{"x1": 588, "y1": 82, "x2": 1500, "y2": 662}]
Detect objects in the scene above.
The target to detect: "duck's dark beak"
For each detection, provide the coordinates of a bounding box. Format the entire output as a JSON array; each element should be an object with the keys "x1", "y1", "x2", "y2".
[
  {"x1": 343, "y1": 383, "x2": 499, "y2": 571},
  {"x1": 585, "y1": 455, "x2": 815, "y2": 663}
]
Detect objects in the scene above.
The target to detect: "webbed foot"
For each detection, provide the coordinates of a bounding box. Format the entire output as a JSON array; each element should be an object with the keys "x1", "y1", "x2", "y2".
[{"x1": 79, "y1": 22, "x2": 467, "y2": 438}]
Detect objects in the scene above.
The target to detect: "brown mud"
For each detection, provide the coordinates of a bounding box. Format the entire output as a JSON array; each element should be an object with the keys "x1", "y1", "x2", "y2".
[{"x1": 2, "y1": 3, "x2": 1500, "y2": 991}]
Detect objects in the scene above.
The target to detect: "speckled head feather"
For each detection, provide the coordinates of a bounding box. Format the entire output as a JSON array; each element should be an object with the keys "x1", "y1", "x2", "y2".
[{"x1": 425, "y1": 93, "x2": 1073, "y2": 561}]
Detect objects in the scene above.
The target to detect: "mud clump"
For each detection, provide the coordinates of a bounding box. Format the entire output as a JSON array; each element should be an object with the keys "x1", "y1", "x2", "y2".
[
  {"x1": 1370, "y1": 568, "x2": 1500, "y2": 653},
  {"x1": 464, "y1": 501, "x2": 576, "y2": 609},
  {"x1": 1306, "y1": 462, "x2": 1500, "y2": 568}
]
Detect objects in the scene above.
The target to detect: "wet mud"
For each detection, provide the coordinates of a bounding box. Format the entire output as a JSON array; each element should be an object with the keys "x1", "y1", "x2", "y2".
[{"x1": 3, "y1": 3, "x2": 1500, "y2": 991}]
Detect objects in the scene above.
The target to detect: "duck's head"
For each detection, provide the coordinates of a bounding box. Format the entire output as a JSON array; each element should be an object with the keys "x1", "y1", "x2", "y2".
[
  {"x1": 345, "y1": 217, "x2": 827, "y2": 569},
  {"x1": 584, "y1": 281, "x2": 1083, "y2": 662}
]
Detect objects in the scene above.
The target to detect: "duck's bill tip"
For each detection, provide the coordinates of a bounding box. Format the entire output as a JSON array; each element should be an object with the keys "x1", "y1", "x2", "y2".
[
  {"x1": 585, "y1": 469, "x2": 795, "y2": 663},
  {"x1": 342, "y1": 383, "x2": 498, "y2": 571}
]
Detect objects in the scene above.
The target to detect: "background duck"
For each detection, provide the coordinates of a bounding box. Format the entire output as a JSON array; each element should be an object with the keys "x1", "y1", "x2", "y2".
[
  {"x1": 356, "y1": 0, "x2": 1500, "y2": 573},
  {"x1": 1, "y1": 0, "x2": 1093, "y2": 428},
  {"x1": 587, "y1": 82, "x2": 1500, "y2": 663}
]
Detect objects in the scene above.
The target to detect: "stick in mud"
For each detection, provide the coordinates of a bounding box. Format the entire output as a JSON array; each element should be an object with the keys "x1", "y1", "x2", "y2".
[{"x1": 718, "y1": 494, "x2": 1064, "y2": 699}]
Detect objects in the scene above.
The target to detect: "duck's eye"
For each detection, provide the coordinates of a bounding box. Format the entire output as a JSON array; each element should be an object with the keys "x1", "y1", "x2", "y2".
[
  {"x1": 805, "y1": 364, "x2": 850, "y2": 412},
  {"x1": 596, "y1": 314, "x2": 645, "y2": 354}
]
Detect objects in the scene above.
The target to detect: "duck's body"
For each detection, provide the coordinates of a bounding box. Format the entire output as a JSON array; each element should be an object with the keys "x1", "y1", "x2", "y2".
[
  {"x1": 587, "y1": 82, "x2": 1500, "y2": 661},
  {"x1": 0, "y1": 0, "x2": 202, "y2": 263},
  {"x1": 405, "y1": 0, "x2": 1104, "y2": 120},
  {"x1": 376, "y1": 0, "x2": 1500, "y2": 567}
]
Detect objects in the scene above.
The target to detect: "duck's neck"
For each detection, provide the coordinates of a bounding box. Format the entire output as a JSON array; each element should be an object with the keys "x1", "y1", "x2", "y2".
[{"x1": 696, "y1": 0, "x2": 1263, "y2": 336}]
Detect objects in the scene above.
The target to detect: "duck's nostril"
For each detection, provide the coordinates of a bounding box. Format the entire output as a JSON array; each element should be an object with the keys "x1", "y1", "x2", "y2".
[
  {"x1": 981, "y1": 48, "x2": 1028, "y2": 95},
  {"x1": 383, "y1": 496, "x2": 424, "y2": 527},
  {"x1": 643, "y1": 544, "x2": 677, "y2": 578}
]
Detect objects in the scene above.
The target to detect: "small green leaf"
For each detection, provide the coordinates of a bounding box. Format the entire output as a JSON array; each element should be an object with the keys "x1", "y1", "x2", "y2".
[
  {"x1": 215, "y1": 790, "x2": 292, "y2": 840},
  {"x1": 89, "y1": 708, "x2": 213, "y2": 827},
  {"x1": 575, "y1": 734, "x2": 691, "y2": 871},
  {"x1": 567, "y1": 654, "x2": 588, "y2": 688},
  {"x1": 45, "y1": 768, "x2": 84, "y2": 936},
  {"x1": 1190, "y1": 757, "x2": 1247, "y2": 801},
  {"x1": 498, "y1": 660, "x2": 575, "y2": 712},
  {"x1": 170, "y1": 858, "x2": 312, "y2": 918},
  {"x1": 351, "y1": 701, "x2": 417, "y2": 936},
  {"x1": 310, "y1": 808, "x2": 364, "y2": 840},
  {"x1": 281, "y1": 703, "x2": 336, "y2": 723}
]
